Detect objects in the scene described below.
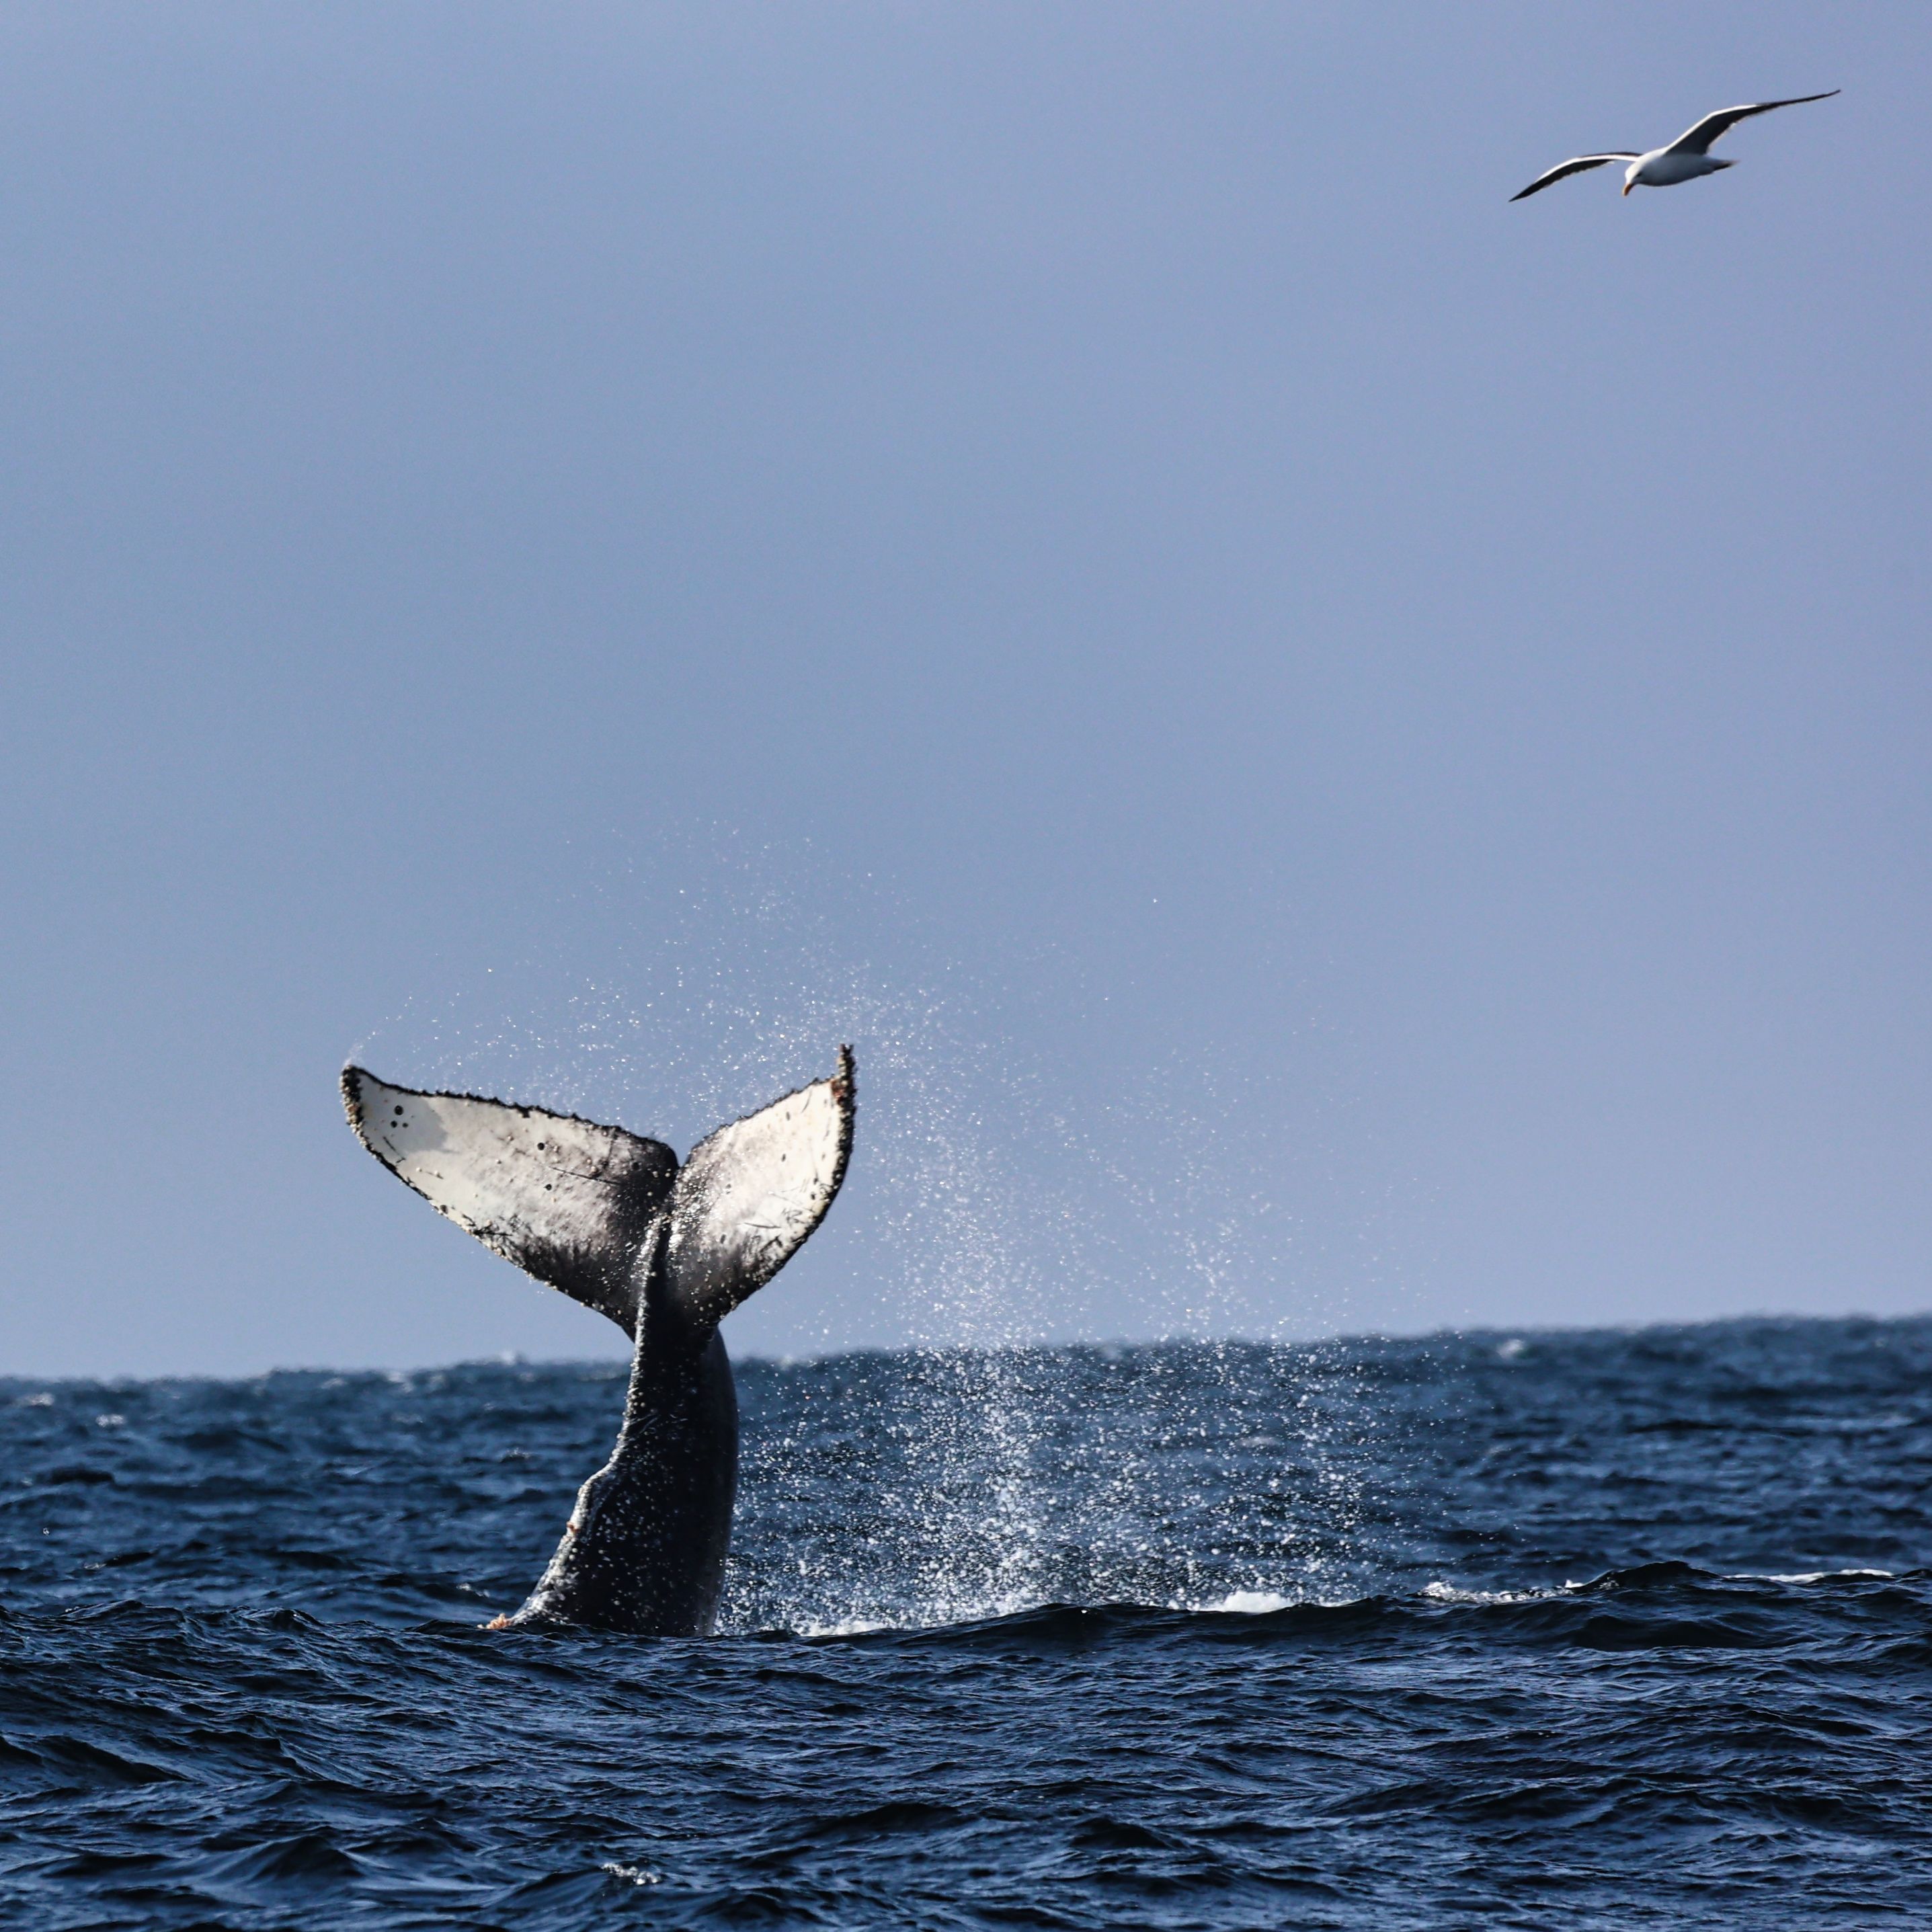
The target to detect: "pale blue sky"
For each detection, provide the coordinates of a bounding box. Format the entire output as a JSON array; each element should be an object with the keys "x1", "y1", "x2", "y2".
[{"x1": 3, "y1": 4, "x2": 1926, "y2": 1376}]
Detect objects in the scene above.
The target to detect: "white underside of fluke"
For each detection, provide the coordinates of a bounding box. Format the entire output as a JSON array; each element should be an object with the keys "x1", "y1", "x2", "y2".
[
  {"x1": 341, "y1": 1068, "x2": 676, "y2": 1328},
  {"x1": 667, "y1": 1049, "x2": 855, "y2": 1324}
]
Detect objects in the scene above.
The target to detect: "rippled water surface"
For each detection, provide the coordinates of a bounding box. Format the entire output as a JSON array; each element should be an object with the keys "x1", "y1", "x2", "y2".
[{"x1": 4, "y1": 1316, "x2": 1931, "y2": 1927}]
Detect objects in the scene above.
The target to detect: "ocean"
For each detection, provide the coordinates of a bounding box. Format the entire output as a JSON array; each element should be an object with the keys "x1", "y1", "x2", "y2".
[{"x1": 3, "y1": 1315, "x2": 1929, "y2": 1928}]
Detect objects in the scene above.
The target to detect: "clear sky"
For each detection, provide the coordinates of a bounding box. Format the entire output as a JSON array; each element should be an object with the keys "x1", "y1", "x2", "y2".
[{"x1": 3, "y1": 3, "x2": 1926, "y2": 1377}]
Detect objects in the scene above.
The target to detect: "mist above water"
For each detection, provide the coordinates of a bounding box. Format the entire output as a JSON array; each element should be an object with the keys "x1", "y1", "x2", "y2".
[{"x1": 347, "y1": 832, "x2": 1392, "y2": 1363}]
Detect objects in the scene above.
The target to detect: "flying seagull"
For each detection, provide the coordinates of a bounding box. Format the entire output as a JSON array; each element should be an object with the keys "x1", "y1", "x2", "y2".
[{"x1": 1511, "y1": 91, "x2": 1838, "y2": 201}]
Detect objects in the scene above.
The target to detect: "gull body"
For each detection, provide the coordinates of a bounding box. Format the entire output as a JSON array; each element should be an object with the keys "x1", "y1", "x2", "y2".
[
  {"x1": 1511, "y1": 91, "x2": 1838, "y2": 202},
  {"x1": 1623, "y1": 147, "x2": 1733, "y2": 194}
]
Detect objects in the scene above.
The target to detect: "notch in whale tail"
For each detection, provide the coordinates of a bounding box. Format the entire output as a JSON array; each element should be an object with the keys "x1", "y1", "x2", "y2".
[{"x1": 341, "y1": 1049, "x2": 855, "y2": 1334}]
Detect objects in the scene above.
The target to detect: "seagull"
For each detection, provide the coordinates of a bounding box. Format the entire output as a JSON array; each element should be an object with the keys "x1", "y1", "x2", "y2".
[{"x1": 1511, "y1": 91, "x2": 1838, "y2": 201}]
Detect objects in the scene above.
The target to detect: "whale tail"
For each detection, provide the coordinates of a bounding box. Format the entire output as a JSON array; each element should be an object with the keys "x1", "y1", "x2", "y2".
[{"x1": 342, "y1": 1048, "x2": 855, "y2": 1334}]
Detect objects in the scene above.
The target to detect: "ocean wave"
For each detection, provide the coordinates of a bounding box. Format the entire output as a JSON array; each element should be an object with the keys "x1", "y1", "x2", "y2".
[{"x1": 5, "y1": 1320, "x2": 1932, "y2": 1927}]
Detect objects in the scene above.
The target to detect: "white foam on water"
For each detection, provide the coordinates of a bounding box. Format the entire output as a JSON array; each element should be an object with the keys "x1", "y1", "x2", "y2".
[
  {"x1": 1420, "y1": 1580, "x2": 1549, "y2": 1606},
  {"x1": 791, "y1": 1616, "x2": 894, "y2": 1638},
  {"x1": 1733, "y1": 1568, "x2": 1895, "y2": 1584},
  {"x1": 1202, "y1": 1589, "x2": 1298, "y2": 1615},
  {"x1": 601, "y1": 1865, "x2": 662, "y2": 1888}
]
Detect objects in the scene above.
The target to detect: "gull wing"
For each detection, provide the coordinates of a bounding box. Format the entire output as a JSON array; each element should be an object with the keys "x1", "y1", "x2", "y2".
[
  {"x1": 664, "y1": 1047, "x2": 855, "y2": 1328},
  {"x1": 1666, "y1": 91, "x2": 1839, "y2": 155},
  {"x1": 343, "y1": 1067, "x2": 678, "y2": 1334},
  {"x1": 1510, "y1": 155, "x2": 1639, "y2": 202}
]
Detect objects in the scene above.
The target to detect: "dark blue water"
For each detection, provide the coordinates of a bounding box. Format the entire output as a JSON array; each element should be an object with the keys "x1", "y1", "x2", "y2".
[{"x1": 4, "y1": 1316, "x2": 1930, "y2": 1928}]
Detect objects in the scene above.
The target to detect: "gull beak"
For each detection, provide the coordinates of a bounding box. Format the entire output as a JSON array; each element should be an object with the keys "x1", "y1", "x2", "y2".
[{"x1": 1621, "y1": 180, "x2": 1633, "y2": 196}]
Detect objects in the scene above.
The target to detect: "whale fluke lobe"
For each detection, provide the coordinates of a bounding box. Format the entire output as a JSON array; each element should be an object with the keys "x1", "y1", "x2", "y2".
[
  {"x1": 667, "y1": 1045, "x2": 856, "y2": 1327},
  {"x1": 341, "y1": 1068, "x2": 677, "y2": 1334},
  {"x1": 340, "y1": 1049, "x2": 856, "y2": 1634}
]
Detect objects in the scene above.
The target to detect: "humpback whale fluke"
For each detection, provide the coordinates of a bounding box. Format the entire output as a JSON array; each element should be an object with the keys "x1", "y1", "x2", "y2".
[{"x1": 341, "y1": 1049, "x2": 855, "y2": 1635}]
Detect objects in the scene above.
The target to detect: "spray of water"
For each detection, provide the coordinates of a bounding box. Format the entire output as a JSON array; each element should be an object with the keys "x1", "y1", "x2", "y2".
[{"x1": 350, "y1": 830, "x2": 1391, "y2": 1627}]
